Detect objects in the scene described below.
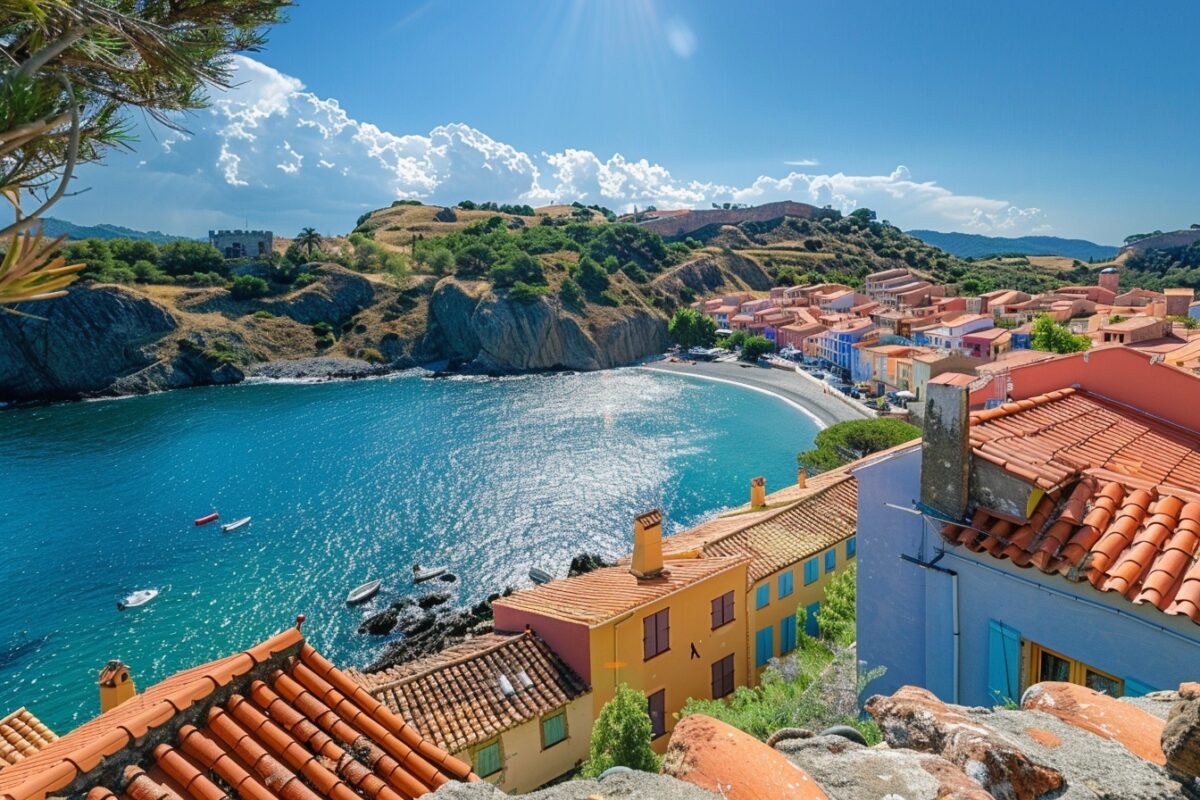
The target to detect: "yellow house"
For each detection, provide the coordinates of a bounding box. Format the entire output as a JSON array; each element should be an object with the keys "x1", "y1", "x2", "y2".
[
  {"x1": 350, "y1": 631, "x2": 590, "y2": 794},
  {"x1": 493, "y1": 510, "x2": 750, "y2": 752},
  {"x1": 658, "y1": 468, "x2": 858, "y2": 684}
]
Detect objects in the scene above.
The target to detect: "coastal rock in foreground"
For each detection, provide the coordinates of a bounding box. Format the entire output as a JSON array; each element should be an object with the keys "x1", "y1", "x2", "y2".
[
  {"x1": 428, "y1": 277, "x2": 669, "y2": 373},
  {"x1": 0, "y1": 285, "x2": 178, "y2": 402}
]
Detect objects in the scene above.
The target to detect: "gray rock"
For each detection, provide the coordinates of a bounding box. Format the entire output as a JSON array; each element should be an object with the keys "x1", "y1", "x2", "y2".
[
  {"x1": 1164, "y1": 697, "x2": 1200, "y2": 783},
  {"x1": 265, "y1": 266, "x2": 374, "y2": 324},
  {"x1": 0, "y1": 284, "x2": 177, "y2": 402},
  {"x1": 776, "y1": 734, "x2": 990, "y2": 800},
  {"x1": 965, "y1": 706, "x2": 1181, "y2": 800},
  {"x1": 431, "y1": 772, "x2": 719, "y2": 799},
  {"x1": 249, "y1": 357, "x2": 385, "y2": 380}
]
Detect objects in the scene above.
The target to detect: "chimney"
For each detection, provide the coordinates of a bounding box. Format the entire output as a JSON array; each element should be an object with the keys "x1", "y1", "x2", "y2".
[
  {"x1": 1098, "y1": 267, "x2": 1120, "y2": 295},
  {"x1": 750, "y1": 476, "x2": 766, "y2": 508},
  {"x1": 98, "y1": 660, "x2": 135, "y2": 713},
  {"x1": 631, "y1": 509, "x2": 664, "y2": 579},
  {"x1": 797, "y1": 468, "x2": 807, "y2": 489},
  {"x1": 920, "y1": 380, "x2": 970, "y2": 521}
]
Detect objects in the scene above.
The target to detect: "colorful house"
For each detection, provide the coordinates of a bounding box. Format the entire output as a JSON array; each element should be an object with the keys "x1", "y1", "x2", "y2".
[
  {"x1": 856, "y1": 349, "x2": 1200, "y2": 707},
  {"x1": 655, "y1": 472, "x2": 858, "y2": 684},
  {"x1": 960, "y1": 327, "x2": 1012, "y2": 360},
  {"x1": 922, "y1": 314, "x2": 995, "y2": 353},
  {"x1": 351, "y1": 632, "x2": 590, "y2": 793},
  {"x1": 0, "y1": 619, "x2": 476, "y2": 800},
  {"x1": 816, "y1": 318, "x2": 876, "y2": 374},
  {"x1": 492, "y1": 512, "x2": 750, "y2": 751}
]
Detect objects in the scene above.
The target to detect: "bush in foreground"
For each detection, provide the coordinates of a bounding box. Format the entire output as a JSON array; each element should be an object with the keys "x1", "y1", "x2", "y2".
[
  {"x1": 581, "y1": 683, "x2": 660, "y2": 777},
  {"x1": 798, "y1": 418, "x2": 921, "y2": 472}
]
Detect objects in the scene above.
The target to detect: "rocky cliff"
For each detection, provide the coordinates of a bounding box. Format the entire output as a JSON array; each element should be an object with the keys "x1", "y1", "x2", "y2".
[{"x1": 426, "y1": 278, "x2": 669, "y2": 373}]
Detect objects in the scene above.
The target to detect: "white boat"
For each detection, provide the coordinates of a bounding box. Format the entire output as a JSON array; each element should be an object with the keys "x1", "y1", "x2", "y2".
[
  {"x1": 412, "y1": 565, "x2": 448, "y2": 584},
  {"x1": 529, "y1": 567, "x2": 554, "y2": 585},
  {"x1": 346, "y1": 579, "x2": 382, "y2": 605},
  {"x1": 118, "y1": 588, "x2": 159, "y2": 611},
  {"x1": 221, "y1": 516, "x2": 251, "y2": 532}
]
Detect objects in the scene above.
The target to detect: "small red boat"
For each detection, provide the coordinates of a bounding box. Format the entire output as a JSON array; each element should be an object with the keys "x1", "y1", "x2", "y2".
[{"x1": 194, "y1": 512, "x2": 219, "y2": 526}]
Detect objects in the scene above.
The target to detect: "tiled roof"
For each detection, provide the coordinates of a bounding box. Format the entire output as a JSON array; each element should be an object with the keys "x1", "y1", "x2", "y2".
[
  {"x1": 941, "y1": 387, "x2": 1200, "y2": 627},
  {"x1": 929, "y1": 372, "x2": 977, "y2": 388},
  {"x1": 349, "y1": 633, "x2": 588, "y2": 754},
  {"x1": 968, "y1": 388, "x2": 1200, "y2": 494},
  {"x1": 660, "y1": 471, "x2": 857, "y2": 584},
  {"x1": 492, "y1": 557, "x2": 748, "y2": 625},
  {"x1": 0, "y1": 710, "x2": 55, "y2": 769},
  {"x1": 0, "y1": 624, "x2": 474, "y2": 800},
  {"x1": 942, "y1": 483, "x2": 1200, "y2": 626}
]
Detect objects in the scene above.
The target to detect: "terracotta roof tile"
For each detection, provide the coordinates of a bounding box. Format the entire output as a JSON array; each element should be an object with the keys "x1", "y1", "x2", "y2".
[
  {"x1": 0, "y1": 624, "x2": 474, "y2": 800},
  {"x1": 492, "y1": 557, "x2": 749, "y2": 625},
  {"x1": 350, "y1": 633, "x2": 589, "y2": 755},
  {"x1": 0, "y1": 709, "x2": 56, "y2": 769}
]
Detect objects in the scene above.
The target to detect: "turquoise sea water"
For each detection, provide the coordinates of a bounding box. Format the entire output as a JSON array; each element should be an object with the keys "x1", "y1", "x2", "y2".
[{"x1": 0, "y1": 368, "x2": 819, "y2": 730}]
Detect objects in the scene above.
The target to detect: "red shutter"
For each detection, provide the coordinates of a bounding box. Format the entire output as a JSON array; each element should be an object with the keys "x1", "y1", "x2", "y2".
[
  {"x1": 723, "y1": 591, "x2": 734, "y2": 623},
  {"x1": 643, "y1": 614, "x2": 655, "y2": 660},
  {"x1": 722, "y1": 655, "x2": 734, "y2": 695},
  {"x1": 657, "y1": 609, "x2": 670, "y2": 654},
  {"x1": 710, "y1": 597, "x2": 721, "y2": 630},
  {"x1": 711, "y1": 660, "x2": 721, "y2": 697},
  {"x1": 648, "y1": 689, "x2": 666, "y2": 738}
]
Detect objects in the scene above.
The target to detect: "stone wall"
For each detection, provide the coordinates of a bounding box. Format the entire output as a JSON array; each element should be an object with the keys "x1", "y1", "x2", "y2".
[
  {"x1": 209, "y1": 229, "x2": 274, "y2": 259},
  {"x1": 636, "y1": 201, "x2": 820, "y2": 238}
]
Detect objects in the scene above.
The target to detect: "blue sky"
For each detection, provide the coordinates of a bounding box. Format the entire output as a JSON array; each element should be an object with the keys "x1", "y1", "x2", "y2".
[{"x1": 57, "y1": 0, "x2": 1200, "y2": 243}]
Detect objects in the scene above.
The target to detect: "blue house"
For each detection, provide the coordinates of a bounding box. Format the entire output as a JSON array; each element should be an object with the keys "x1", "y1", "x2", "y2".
[
  {"x1": 817, "y1": 319, "x2": 875, "y2": 377},
  {"x1": 855, "y1": 363, "x2": 1200, "y2": 706}
]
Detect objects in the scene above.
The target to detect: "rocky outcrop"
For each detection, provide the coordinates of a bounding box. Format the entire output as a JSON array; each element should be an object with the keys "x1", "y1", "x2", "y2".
[
  {"x1": 1022, "y1": 681, "x2": 1167, "y2": 764},
  {"x1": 662, "y1": 715, "x2": 828, "y2": 800},
  {"x1": 1163, "y1": 695, "x2": 1200, "y2": 785},
  {"x1": 427, "y1": 278, "x2": 668, "y2": 373},
  {"x1": 652, "y1": 253, "x2": 773, "y2": 297},
  {"x1": 265, "y1": 266, "x2": 375, "y2": 324},
  {"x1": 0, "y1": 285, "x2": 178, "y2": 402},
  {"x1": 866, "y1": 686, "x2": 1063, "y2": 800},
  {"x1": 432, "y1": 771, "x2": 720, "y2": 799}
]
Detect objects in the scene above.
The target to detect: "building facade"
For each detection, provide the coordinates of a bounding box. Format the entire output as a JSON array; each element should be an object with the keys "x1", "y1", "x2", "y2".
[{"x1": 209, "y1": 229, "x2": 274, "y2": 259}]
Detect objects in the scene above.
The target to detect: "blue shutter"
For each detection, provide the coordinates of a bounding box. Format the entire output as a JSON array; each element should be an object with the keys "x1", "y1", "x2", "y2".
[
  {"x1": 755, "y1": 584, "x2": 770, "y2": 609},
  {"x1": 825, "y1": 549, "x2": 836, "y2": 573},
  {"x1": 805, "y1": 602, "x2": 820, "y2": 637},
  {"x1": 780, "y1": 618, "x2": 797, "y2": 654},
  {"x1": 755, "y1": 626, "x2": 774, "y2": 666},
  {"x1": 1124, "y1": 678, "x2": 1156, "y2": 698},
  {"x1": 804, "y1": 559, "x2": 819, "y2": 585},
  {"x1": 778, "y1": 571, "x2": 794, "y2": 599},
  {"x1": 846, "y1": 536, "x2": 856, "y2": 558},
  {"x1": 987, "y1": 620, "x2": 1022, "y2": 705},
  {"x1": 475, "y1": 742, "x2": 501, "y2": 777}
]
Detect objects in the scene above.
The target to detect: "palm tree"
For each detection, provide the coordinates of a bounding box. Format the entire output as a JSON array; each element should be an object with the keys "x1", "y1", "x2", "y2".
[{"x1": 297, "y1": 228, "x2": 321, "y2": 256}]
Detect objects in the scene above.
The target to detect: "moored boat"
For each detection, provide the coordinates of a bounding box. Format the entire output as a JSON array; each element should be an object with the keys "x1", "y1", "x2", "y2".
[
  {"x1": 118, "y1": 588, "x2": 159, "y2": 611},
  {"x1": 346, "y1": 579, "x2": 382, "y2": 605},
  {"x1": 194, "y1": 512, "x2": 219, "y2": 526},
  {"x1": 529, "y1": 567, "x2": 553, "y2": 585},
  {"x1": 412, "y1": 564, "x2": 448, "y2": 584},
  {"x1": 221, "y1": 516, "x2": 251, "y2": 532}
]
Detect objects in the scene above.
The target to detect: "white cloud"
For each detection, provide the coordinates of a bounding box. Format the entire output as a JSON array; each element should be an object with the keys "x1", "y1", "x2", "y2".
[
  {"x1": 68, "y1": 56, "x2": 1049, "y2": 236},
  {"x1": 665, "y1": 19, "x2": 698, "y2": 58}
]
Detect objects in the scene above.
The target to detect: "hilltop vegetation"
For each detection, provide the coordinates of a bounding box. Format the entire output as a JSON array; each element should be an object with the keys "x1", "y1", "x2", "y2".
[{"x1": 907, "y1": 230, "x2": 1117, "y2": 261}]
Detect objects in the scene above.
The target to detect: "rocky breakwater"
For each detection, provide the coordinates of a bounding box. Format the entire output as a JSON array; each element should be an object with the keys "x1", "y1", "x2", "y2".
[
  {"x1": 427, "y1": 277, "x2": 669, "y2": 373},
  {"x1": 0, "y1": 284, "x2": 199, "y2": 403}
]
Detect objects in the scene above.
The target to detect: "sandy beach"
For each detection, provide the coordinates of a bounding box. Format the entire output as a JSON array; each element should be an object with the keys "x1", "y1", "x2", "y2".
[{"x1": 642, "y1": 359, "x2": 870, "y2": 428}]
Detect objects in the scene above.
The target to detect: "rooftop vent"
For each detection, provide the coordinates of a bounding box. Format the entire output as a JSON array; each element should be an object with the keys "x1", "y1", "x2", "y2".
[
  {"x1": 517, "y1": 670, "x2": 534, "y2": 690},
  {"x1": 498, "y1": 674, "x2": 515, "y2": 697}
]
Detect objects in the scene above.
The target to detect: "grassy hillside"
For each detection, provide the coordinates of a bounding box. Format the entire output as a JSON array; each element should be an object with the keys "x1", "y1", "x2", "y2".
[{"x1": 907, "y1": 230, "x2": 1117, "y2": 261}]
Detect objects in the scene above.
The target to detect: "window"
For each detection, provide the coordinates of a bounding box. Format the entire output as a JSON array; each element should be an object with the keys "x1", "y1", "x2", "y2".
[
  {"x1": 711, "y1": 654, "x2": 735, "y2": 698},
  {"x1": 846, "y1": 536, "x2": 856, "y2": 558},
  {"x1": 755, "y1": 583, "x2": 770, "y2": 609},
  {"x1": 755, "y1": 626, "x2": 774, "y2": 667},
  {"x1": 541, "y1": 711, "x2": 566, "y2": 749},
  {"x1": 643, "y1": 609, "x2": 670, "y2": 660},
  {"x1": 803, "y1": 558, "x2": 819, "y2": 585},
  {"x1": 780, "y1": 618, "x2": 797, "y2": 654},
  {"x1": 475, "y1": 741, "x2": 501, "y2": 777},
  {"x1": 1028, "y1": 641, "x2": 1124, "y2": 697},
  {"x1": 824, "y1": 549, "x2": 836, "y2": 573},
  {"x1": 777, "y1": 570, "x2": 794, "y2": 599},
  {"x1": 647, "y1": 689, "x2": 666, "y2": 739},
  {"x1": 711, "y1": 591, "x2": 735, "y2": 629},
  {"x1": 805, "y1": 602, "x2": 820, "y2": 637}
]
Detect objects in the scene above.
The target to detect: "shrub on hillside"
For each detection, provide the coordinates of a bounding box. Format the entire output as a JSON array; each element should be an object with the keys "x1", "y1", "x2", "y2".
[
  {"x1": 507, "y1": 281, "x2": 550, "y2": 303},
  {"x1": 159, "y1": 241, "x2": 227, "y2": 277},
  {"x1": 229, "y1": 275, "x2": 269, "y2": 300},
  {"x1": 359, "y1": 347, "x2": 386, "y2": 363},
  {"x1": 559, "y1": 277, "x2": 584, "y2": 309},
  {"x1": 739, "y1": 335, "x2": 773, "y2": 362},
  {"x1": 668, "y1": 307, "x2": 717, "y2": 349}
]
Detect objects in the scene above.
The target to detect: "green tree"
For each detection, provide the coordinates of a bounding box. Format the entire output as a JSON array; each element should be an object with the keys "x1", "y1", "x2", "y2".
[
  {"x1": 559, "y1": 277, "x2": 584, "y2": 309},
  {"x1": 490, "y1": 253, "x2": 545, "y2": 288},
  {"x1": 668, "y1": 307, "x2": 717, "y2": 349},
  {"x1": 1030, "y1": 314, "x2": 1091, "y2": 354},
  {"x1": 0, "y1": 1, "x2": 288, "y2": 307},
  {"x1": 816, "y1": 562, "x2": 856, "y2": 646},
  {"x1": 576, "y1": 256, "x2": 610, "y2": 297},
  {"x1": 739, "y1": 334, "x2": 773, "y2": 362},
  {"x1": 297, "y1": 227, "x2": 321, "y2": 256},
  {"x1": 229, "y1": 275, "x2": 269, "y2": 299},
  {"x1": 159, "y1": 241, "x2": 227, "y2": 277},
  {"x1": 580, "y1": 684, "x2": 660, "y2": 777},
  {"x1": 454, "y1": 243, "x2": 496, "y2": 276},
  {"x1": 425, "y1": 247, "x2": 455, "y2": 276},
  {"x1": 797, "y1": 418, "x2": 921, "y2": 472}
]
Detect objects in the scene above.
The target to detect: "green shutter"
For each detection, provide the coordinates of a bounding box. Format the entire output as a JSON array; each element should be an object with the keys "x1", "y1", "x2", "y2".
[
  {"x1": 475, "y1": 742, "x2": 501, "y2": 777},
  {"x1": 542, "y1": 712, "x2": 566, "y2": 746},
  {"x1": 987, "y1": 620, "x2": 1022, "y2": 705}
]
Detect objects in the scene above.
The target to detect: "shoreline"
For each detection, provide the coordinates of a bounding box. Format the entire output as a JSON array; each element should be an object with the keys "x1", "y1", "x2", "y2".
[{"x1": 640, "y1": 359, "x2": 869, "y2": 428}]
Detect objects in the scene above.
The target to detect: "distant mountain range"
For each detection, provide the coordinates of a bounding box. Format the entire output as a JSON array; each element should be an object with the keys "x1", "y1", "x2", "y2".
[
  {"x1": 907, "y1": 230, "x2": 1118, "y2": 261},
  {"x1": 40, "y1": 217, "x2": 191, "y2": 244}
]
